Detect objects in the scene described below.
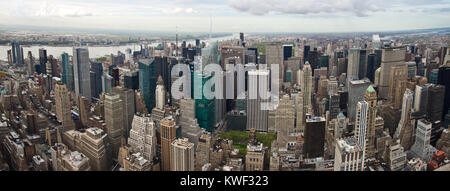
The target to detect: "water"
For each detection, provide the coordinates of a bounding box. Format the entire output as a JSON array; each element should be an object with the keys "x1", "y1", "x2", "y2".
[{"x1": 0, "y1": 34, "x2": 237, "y2": 61}]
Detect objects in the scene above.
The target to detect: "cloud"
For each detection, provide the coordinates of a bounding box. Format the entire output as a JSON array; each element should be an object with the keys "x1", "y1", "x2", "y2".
[
  {"x1": 161, "y1": 7, "x2": 199, "y2": 14},
  {"x1": 228, "y1": 0, "x2": 386, "y2": 17},
  {"x1": 35, "y1": 1, "x2": 94, "y2": 17}
]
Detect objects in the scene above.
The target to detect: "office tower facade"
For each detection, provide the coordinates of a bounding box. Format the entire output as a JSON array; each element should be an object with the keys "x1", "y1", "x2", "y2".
[
  {"x1": 266, "y1": 43, "x2": 284, "y2": 81},
  {"x1": 270, "y1": 94, "x2": 295, "y2": 134},
  {"x1": 246, "y1": 69, "x2": 269, "y2": 132},
  {"x1": 355, "y1": 101, "x2": 368, "y2": 160},
  {"x1": 155, "y1": 76, "x2": 166, "y2": 110},
  {"x1": 171, "y1": 138, "x2": 195, "y2": 171},
  {"x1": 104, "y1": 93, "x2": 124, "y2": 158},
  {"x1": 347, "y1": 79, "x2": 371, "y2": 123},
  {"x1": 90, "y1": 62, "x2": 103, "y2": 99},
  {"x1": 334, "y1": 137, "x2": 364, "y2": 171},
  {"x1": 195, "y1": 132, "x2": 211, "y2": 170},
  {"x1": 51, "y1": 144, "x2": 91, "y2": 171},
  {"x1": 438, "y1": 66, "x2": 450, "y2": 120},
  {"x1": 161, "y1": 116, "x2": 176, "y2": 171},
  {"x1": 26, "y1": 51, "x2": 34, "y2": 75},
  {"x1": 367, "y1": 53, "x2": 377, "y2": 82},
  {"x1": 39, "y1": 48, "x2": 47, "y2": 74},
  {"x1": 388, "y1": 64, "x2": 408, "y2": 103},
  {"x1": 180, "y1": 99, "x2": 202, "y2": 147},
  {"x1": 61, "y1": 53, "x2": 70, "y2": 87},
  {"x1": 139, "y1": 58, "x2": 157, "y2": 112},
  {"x1": 283, "y1": 45, "x2": 293, "y2": 61},
  {"x1": 358, "y1": 49, "x2": 368, "y2": 80},
  {"x1": 303, "y1": 117, "x2": 326, "y2": 158},
  {"x1": 128, "y1": 114, "x2": 157, "y2": 161},
  {"x1": 124, "y1": 71, "x2": 139, "y2": 90},
  {"x1": 54, "y1": 82, "x2": 74, "y2": 133},
  {"x1": 427, "y1": 85, "x2": 445, "y2": 122},
  {"x1": 81, "y1": 127, "x2": 108, "y2": 171},
  {"x1": 394, "y1": 89, "x2": 414, "y2": 150},
  {"x1": 388, "y1": 143, "x2": 407, "y2": 171},
  {"x1": 364, "y1": 86, "x2": 377, "y2": 158},
  {"x1": 410, "y1": 119, "x2": 434, "y2": 161},
  {"x1": 300, "y1": 62, "x2": 313, "y2": 115},
  {"x1": 73, "y1": 48, "x2": 92, "y2": 101},
  {"x1": 246, "y1": 142, "x2": 265, "y2": 171},
  {"x1": 379, "y1": 46, "x2": 406, "y2": 99},
  {"x1": 414, "y1": 84, "x2": 429, "y2": 116},
  {"x1": 194, "y1": 72, "x2": 215, "y2": 132},
  {"x1": 112, "y1": 86, "x2": 136, "y2": 139},
  {"x1": 293, "y1": 92, "x2": 304, "y2": 133},
  {"x1": 347, "y1": 48, "x2": 360, "y2": 80}
]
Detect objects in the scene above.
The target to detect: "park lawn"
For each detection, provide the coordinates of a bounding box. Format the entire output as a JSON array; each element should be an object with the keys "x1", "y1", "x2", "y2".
[{"x1": 218, "y1": 130, "x2": 277, "y2": 149}]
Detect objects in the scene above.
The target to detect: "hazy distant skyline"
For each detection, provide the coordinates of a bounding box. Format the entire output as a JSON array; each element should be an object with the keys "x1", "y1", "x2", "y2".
[{"x1": 1, "y1": 0, "x2": 450, "y2": 33}]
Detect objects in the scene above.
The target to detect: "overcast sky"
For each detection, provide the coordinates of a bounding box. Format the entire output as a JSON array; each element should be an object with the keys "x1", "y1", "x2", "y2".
[{"x1": 1, "y1": 0, "x2": 450, "y2": 33}]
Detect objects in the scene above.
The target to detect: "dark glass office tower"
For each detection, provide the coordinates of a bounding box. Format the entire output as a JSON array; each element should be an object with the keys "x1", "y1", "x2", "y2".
[
  {"x1": 303, "y1": 45, "x2": 310, "y2": 64},
  {"x1": 438, "y1": 66, "x2": 450, "y2": 120},
  {"x1": 283, "y1": 45, "x2": 293, "y2": 61},
  {"x1": 367, "y1": 53, "x2": 377, "y2": 83},
  {"x1": 39, "y1": 48, "x2": 47, "y2": 74},
  {"x1": 90, "y1": 62, "x2": 103, "y2": 99},
  {"x1": 358, "y1": 49, "x2": 367, "y2": 80},
  {"x1": 124, "y1": 71, "x2": 139, "y2": 90}
]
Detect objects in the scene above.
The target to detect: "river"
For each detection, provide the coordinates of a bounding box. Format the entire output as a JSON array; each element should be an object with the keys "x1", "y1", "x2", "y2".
[{"x1": 0, "y1": 34, "x2": 237, "y2": 61}]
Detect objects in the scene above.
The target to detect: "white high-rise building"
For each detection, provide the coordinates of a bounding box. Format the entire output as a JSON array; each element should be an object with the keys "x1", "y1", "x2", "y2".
[
  {"x1": 155, "y1": 76, "x2": 166, "y2": 110},
  {"x1": 334, "y1": 137, "x2": 364, "y2": 171},
  {"x1": 395, "y1": 89, "x2": 414, "y2": 140},
  {"x1": 410, "y1": 119, "x2": 435, "y2": 161},
  {"x1": 246, "y1": 69, "x2": 270, "y2": 132},
  {"x1": 128, "y1": 114, "x2": 157, "y2": 161},
  {"x1": 300, "y1": 62, "x2": 313, "y2": 114},
  {"x1": 355, "y1": 101, "x2": 368, "y2": 159},
  {"x1": 171, "y1": 138, "x2": 195, "y2": 171}
]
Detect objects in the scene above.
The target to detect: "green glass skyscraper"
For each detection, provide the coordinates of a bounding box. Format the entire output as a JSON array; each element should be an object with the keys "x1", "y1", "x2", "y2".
[
  {"x1": 139, "y1": 59, "x2": 157, "y2": 113},
  {"x1": 194, "y1": 72, "x2": 215, "y2": 132}
]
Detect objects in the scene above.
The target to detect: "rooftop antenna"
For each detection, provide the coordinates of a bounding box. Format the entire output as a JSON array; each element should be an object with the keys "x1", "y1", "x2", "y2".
[{"x1": 176, "y1": 25, "x2": 179, "y2": 57}]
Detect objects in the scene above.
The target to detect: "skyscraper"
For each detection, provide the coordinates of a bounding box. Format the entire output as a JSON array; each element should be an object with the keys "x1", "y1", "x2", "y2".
[
  {"x1": 128, "y1": 114, "x2": 157, "y2": 161},
  {"x1": 410, "y1": 119, "x2": 434, "y2": 161},
  {"x1": 155, "y1": 76, "x2": 166, "y2": 110},
  {"x1": 160, "y1": 116, "x2": 176, "y2": 171},
  {"x1": 194, "y1": 72, "x2": 215, "y2": 132},
  {"x1": 90, "y1": 62, "x2": 103, "y2": 99},
  {"x1": 334, "y1": 137, "x2": 364, "y2": 171},
  {"x1": 347, "y1": 48, "x2": 360, "y2": 81},
  {"x1": 73, "y1": 47, "x2": 92, "y2": 101},
  {"x1": 364, "y1": 86, "x2": 377, "y2": 158},
  {"x1": 139, "y1": 58, "x2": 157, "y2": 113},
  {"x1": 394, "y1": 89, "x2": 414, "y2": 150},
  {"x1": 54, "y1": 82, "x2": 74, "y2": 133},
  {"x1": 112, "y1": 86, "x2": 136, "y2": 139},
  {"x1": 378, "y1": 46, "x2": 406, "y2": 100},
  {"x1": 358, "y1": 49, "x2": 368, "y2": 80},
  {"x1": 303, "y1": 116, "x2": 326, "y2": 158},
  {"x1": 347, "y1": 79, "x2": 371, "y2": 123},
  {"x1": 246, "y1": 69, "x2": 270, "y2": 132},
  {"x1": 104, "y1": 93, "x2": 124, "y2": 159},
  {"x1": 171, "y1": 138, "x2": 195, "y2": 171},
  {"x1": 300, "y1": 62, "x2": 313, "y2": 115},
  {"x1": 355, "y1": 101, "x2": 368, "y2": 160},
  {"x1": 39, "y1": 48, "x2": 47, "y2": 74}
]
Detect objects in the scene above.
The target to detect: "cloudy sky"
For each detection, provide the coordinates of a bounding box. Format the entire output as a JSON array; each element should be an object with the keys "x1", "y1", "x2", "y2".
[{"x1": 0, "y1": 0, "x2": 450, "y2": 33}]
